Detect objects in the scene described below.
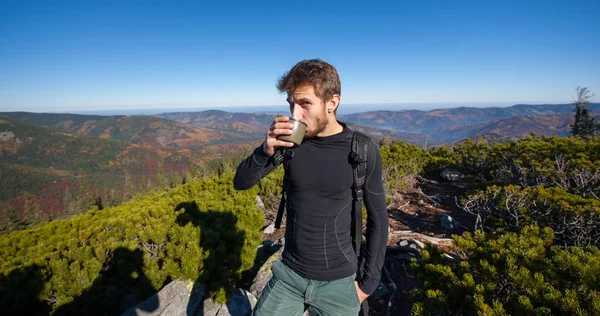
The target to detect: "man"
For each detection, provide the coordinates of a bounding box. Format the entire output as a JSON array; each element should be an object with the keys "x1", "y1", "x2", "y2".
[{"x1": 234, "y1": 59, "x2": 388, "y2": 315}]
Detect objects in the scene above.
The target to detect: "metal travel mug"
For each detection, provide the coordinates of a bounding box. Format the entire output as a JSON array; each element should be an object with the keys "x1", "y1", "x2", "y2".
[{"x1": 276, "y1": 118, "x2": 307, "y2": 146}]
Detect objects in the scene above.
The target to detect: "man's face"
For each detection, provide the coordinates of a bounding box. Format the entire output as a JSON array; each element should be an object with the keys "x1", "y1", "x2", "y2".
[{"x1": 287, "y1": 85, "x2": 329, "y2": 138}]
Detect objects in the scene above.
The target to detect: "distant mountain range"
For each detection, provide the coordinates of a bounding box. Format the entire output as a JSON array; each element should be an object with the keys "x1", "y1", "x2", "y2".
[
  {"x1": 156, "y1": 103, "x2": 600, "y2": 145},
  {"x1": 438, "y1": 114, "x2": 575, "y2": 141},
  {"x1": 1, "y1": 102, "x2": 598, "y2": 222},
  {"x1": 0, "y1": 112, "x2": 261, "y2": 148},
  {"x1": 339, "y1": 103, "x2": 595, "y2": 132},
  {"x1": 155, "y1": 110, "x2": 427, "y2": 144},
  {"x1": 339, "y1": 103, "x2": 599, "y2": 143},
  {"x1": 3, "y1": 102, "x2": 598, "y2": 151}
]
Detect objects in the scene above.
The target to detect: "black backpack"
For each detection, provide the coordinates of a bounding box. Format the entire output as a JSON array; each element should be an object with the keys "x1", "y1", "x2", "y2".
[{"x1": 272, "y1": 131, "x2": 372, "y2": 315}]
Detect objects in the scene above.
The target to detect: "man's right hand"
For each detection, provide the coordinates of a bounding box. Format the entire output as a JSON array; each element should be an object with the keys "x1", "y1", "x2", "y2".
[{"x1": 262, "y1": 115, "x2": 295, "y2": 156}]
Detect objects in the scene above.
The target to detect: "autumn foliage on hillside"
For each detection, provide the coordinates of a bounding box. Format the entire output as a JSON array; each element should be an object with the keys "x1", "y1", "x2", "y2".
[{"x1": 0, "y1": 117, "x2": 260, "y2": 235}]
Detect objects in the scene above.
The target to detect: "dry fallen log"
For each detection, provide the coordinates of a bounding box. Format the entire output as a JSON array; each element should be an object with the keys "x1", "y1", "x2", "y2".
[{"x1": 389, "y1": 231, "x2": 454, "y2": 245}]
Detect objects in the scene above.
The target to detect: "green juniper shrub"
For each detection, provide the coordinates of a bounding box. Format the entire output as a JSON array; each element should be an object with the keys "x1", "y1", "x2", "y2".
[
  {"x1": 460, "y1": 185, "x2": 600, "y2": 247},
  {"x1": 379, "y1": 140, "x2": 430, "y2": 193},
  {"x1": 0, "y1": 171, "x2": 264, "y2": 314},
  {"x1": 411, "y1": 226, "x2": 600, "y2": 316}
]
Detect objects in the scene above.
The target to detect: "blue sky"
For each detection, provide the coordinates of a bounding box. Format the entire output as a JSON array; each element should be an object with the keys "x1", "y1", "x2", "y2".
[{"x1": 1, "y1": 0, "x2": 599, "y2": 112}]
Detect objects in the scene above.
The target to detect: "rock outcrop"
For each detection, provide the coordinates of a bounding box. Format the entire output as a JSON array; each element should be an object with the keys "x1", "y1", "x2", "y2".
[
  {"x1": 202, "y1": 289, "x2": 257, "y2": 316},
  {"x1": 122, "y1": 280, "x2": 204, "y2": 316},
  {"x1": 249, "y1": 239, "x2": 284, "y2": 298}
]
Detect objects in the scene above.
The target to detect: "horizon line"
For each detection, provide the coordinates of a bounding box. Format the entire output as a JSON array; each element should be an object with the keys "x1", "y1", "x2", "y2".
[{"x1": 1, "y1": 100, "x2": 576, "y2": 114}]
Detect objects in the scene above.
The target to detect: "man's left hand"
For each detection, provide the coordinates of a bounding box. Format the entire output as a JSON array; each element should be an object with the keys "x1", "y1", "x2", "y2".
[{"x1": 354, "y1": 282, "x2": 369, "y2": 303}]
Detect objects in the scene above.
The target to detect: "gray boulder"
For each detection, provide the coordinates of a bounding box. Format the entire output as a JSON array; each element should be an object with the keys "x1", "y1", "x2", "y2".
[
  {"x1": 397, "y1": 239, "x2": 425, "y2": 250},
  {"x1": 249, "y1": 246, "x2": 284, "y2": 298},
  {"x1": 273, "y1": 237, "x2": 285, "y2": 248},
  {"x1": 255, "y1": 195, "x2": 265, "y2": 210},
  {"x1": 441, "y1": 214, "x2": 455, "y2": 231},
  {"x1": 122, "y1": 280, "x2": 205, "y2": 316},
  {"x1": 263, "y1": 223, "x2": 275, "y2": 234},
  {"x1": 202, "y1": 289, "x2": 257, "y2": 316},
  {"x1": 372, "y1": 283, "x2": 390, "y2": 297},
  {"x1": 410, "y1": 239, "x2": 426, "y2": 249},
  {"x1": 440, "y1": 167, "x2": 464, "y2": 182}
]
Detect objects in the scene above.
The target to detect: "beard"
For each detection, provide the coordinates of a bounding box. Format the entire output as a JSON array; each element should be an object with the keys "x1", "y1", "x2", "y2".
[{"x1": 304, "y1": 111, "x2": 329, "y2": 138}]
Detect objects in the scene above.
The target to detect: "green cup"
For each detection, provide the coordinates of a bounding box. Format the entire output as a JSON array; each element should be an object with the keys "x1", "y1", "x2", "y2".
[{"x1": 277, "y1": 118, "x2": 307, "y2": 146}]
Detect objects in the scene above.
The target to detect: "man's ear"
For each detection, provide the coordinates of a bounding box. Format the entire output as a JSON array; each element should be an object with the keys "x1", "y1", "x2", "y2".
[{"x1": 327, "y1": 94, "x2": 340, "y2": 113}]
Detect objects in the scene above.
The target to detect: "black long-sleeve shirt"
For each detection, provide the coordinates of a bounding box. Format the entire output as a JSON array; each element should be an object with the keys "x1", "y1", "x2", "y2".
[{"x1": 233, "y1": 124, "x2": 388, "y2": 295}]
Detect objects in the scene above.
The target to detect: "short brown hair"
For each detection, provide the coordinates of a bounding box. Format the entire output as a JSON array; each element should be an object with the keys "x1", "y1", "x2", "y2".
[{"x1": 277, "y1": 59, "x2": 341, "y2": 107}]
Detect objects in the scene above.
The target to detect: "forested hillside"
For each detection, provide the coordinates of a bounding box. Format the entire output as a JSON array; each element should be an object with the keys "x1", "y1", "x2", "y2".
[
  {"x1": 434, "y1": 114, "x2": 576, "y2": 142},
  {"x1": 0, "y1": 112, "x2": 259, "y2": 146},
  {"x1": 0, "y1": 118, "x2": 257, "y2": 232}
]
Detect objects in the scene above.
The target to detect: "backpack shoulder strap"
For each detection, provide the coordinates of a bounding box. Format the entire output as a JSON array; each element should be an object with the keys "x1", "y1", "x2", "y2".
[
  {"x1": 350, "y1": 131, "x2": 375, "y2": 316},
  {"x1": 350, "y1": 131, "x2": 371, "y2": 194},
  {"x1": 274, "y1": 148, "x2": 295, "y2": 229},
  {"x1": 350, "y1": 131, "x2": 371, "y2": 257}
]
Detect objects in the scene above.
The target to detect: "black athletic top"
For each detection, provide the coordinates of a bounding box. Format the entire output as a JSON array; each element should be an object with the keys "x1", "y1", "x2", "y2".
[{"x1": 233, "y1": 123, "x2": 388, "y2": 295}]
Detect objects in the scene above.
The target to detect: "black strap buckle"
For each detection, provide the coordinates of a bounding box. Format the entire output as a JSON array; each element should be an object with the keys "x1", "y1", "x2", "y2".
[
  {"x1": 350, "y1": 152, "x2": 366, "y2": 165},
  {"x1": 353, "y1": 188, "x2": 364, "y2": 201},
  {"x1": 274, "y1": 153, "x2": 284, "y2": 165},
  {"x1": 284, "y1": 149, "x2": 295, "y2": 159}
]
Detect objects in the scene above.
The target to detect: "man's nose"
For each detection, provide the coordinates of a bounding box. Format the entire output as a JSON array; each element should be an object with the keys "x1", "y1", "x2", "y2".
[{"x1": 291, "y1": 104, "x2": 303, "y2": 121}]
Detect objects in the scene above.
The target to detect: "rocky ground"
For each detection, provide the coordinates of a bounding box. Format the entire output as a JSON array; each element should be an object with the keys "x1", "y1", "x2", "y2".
[{"x1": 369, "y1": 178, "x2": 475, "y2": 315}]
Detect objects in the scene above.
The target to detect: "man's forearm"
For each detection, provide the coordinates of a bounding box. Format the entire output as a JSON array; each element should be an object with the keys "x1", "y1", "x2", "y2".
[
  {"x1": 358, "y1": 142, "x2": 389, "y2": 295},
  {"x1": 233, "y1": 145, "x2": 276, "y2": 190},
  {"x1": 358, "y1": 205, "x2": 388, "y2": 295}
]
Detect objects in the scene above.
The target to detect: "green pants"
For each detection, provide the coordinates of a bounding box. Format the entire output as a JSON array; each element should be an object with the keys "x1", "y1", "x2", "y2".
[{"x1": 253, "y1": 260, "x2": 361, "y2": 316}]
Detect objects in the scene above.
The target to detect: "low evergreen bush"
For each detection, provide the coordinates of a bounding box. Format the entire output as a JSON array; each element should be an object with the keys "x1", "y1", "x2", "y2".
[
  {"x1": 0, "y1": 171, "x2": 263, "y2": 314},
  {"x1": 411, "y1": 226, "x2": 600, "y2": 315}
]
